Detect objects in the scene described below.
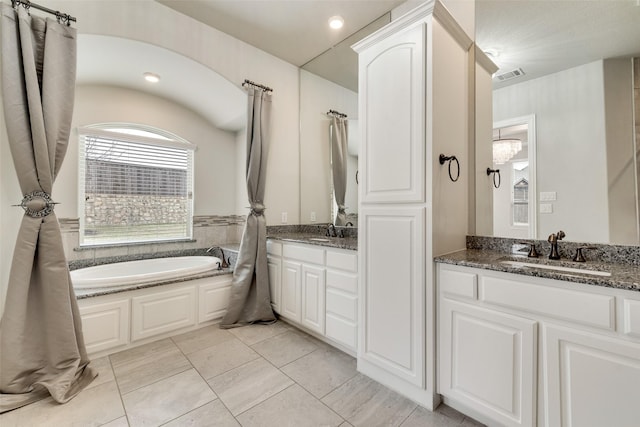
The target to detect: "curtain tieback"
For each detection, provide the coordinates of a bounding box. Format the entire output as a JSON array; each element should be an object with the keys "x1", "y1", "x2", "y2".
[
  {"x1": 13, "y1": 191, "x2": 59, "y2": 218},
  {"x1": 338, "y1": 207, "x2": 346, "y2": 214},
  {"x1": 250, "y1": 203, "x2": 265, "y2": 216}
]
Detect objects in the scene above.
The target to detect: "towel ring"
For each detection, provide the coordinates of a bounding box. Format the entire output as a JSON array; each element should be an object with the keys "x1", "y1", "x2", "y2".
[
  {"x1": 439, "y1": 154, "x2": 460, "y2": 182},
  {"x1": 487, "y1": 168, "x2": 501, "y2": 188}
]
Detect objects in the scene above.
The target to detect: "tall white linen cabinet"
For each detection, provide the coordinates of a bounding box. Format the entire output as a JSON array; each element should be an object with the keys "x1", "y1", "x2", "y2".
[{"x1": 352, "y1": 0, "x2": 473, "y2": 409}]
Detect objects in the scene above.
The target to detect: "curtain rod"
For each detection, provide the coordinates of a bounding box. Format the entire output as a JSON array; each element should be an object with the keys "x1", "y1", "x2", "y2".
[
  {"x1": 11, "y1": 0, "x2": 76, "y2": 25},
  {"x1": 327, "y1": 109, "x2": 347, "y2": 118},
  {"x1": 242, "y1": 79, "x2": 273, "y2": 93}
]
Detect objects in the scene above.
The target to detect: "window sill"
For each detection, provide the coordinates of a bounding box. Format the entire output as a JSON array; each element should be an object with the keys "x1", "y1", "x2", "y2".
[{"x1": 74, "y1": 239, "x2": 197, "y2": 251}]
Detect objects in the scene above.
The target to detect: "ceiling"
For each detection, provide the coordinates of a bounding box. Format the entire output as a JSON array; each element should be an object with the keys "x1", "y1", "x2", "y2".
[
  {"x1": 76, "y1": 35, "x2": 247, "y2": 131},
  {"x1": 476, "y1": 0, "x2": 640, "y2": 88},
  {"x1": 75, "y1": 0, "x2": 640, "y2": 132},
  {"x1": 156, "y1": 0, "x2": 408, "y2": 67}
]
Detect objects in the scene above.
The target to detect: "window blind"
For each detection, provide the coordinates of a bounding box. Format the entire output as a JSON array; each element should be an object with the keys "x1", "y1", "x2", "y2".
[{"x1": 78, "y1": 126, "x2": 194, "y2": 246}]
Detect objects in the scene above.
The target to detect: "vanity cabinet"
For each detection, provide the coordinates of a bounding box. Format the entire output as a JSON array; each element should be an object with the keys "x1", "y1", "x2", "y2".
[
  {"x1": 267, "y1": 240, "x2": 282, "y2": 313},
  {"x1": 437, "y1": 263, "x2": 640, "y2": 427},
  {"x1": 353, "y1": 0, "x2": 472, "y2": 408},
  {"x1": 78, "y1": 275, "x2": 232, "y2": 357},
  {"x1": 267, "y1": 240, "x2": 358, "y2": 353}
]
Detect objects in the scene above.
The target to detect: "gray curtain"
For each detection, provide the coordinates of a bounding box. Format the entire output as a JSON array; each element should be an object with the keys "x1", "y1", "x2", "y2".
[
  {"x1": 220, "y1": 87, "x2": 276, "y2": 328},
  {"x1": 331, "y1": 117, "x2": 348, "y2": 225},
  {"x1": 0, "y1": 4, "x2": 96, "y2": 413}
]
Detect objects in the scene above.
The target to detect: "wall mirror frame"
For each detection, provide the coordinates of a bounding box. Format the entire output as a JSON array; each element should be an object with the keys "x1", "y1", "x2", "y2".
[{"x1": 475, "y1": 0, "x2": 640, "y2": 246}]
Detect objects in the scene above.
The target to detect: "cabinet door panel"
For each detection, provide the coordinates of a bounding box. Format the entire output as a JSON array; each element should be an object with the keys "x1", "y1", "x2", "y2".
[
  {"x1": 131, "y1": 286, "x2": 196, "y2": 341},
  {"x1": 544, "y1": 324, "x2": 640, "y2": 427},
  {"x1": 301, "y1": 264, "x2": 325, "y2": 334},
  {"x1": 198, "y1": 277, "x2": 232, "y2": 323},
  {"x1": 440, "y1": 299, "x2": 537, "y2": 427},
  {"x1": 360, "y1": 25, "x2": 425, "y2": 204},
  {"x1": 267, "y1": 255, "x2": 282, "y2": 313},
  {"x1": 281, "y1": 260, "x2": 302, "y2": 323},
  {"x1": 79, "y1": 299, "x2": 129, "y2": 354},
  {"x1": 360, "y1": 207, "x2": 425, "y2": 386}
]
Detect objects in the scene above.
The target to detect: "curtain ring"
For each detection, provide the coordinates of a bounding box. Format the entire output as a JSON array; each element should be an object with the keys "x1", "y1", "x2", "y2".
[
  {"x1": 486, "y1": 168, "x2": 501, "y2": 188},
  {"x1": 439, "y1": 154, "x2": 460, "y2": 182}
]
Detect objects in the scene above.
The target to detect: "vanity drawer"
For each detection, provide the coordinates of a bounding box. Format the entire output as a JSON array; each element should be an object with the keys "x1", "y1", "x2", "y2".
[
  {"x1": 326, "y1": 250, "x2": 357, "y2": 272},
  {"x1": 623, "y1": 299, "x2": 640, "y2": 339},
  {"x1": 326, "y1": 270, "x2": 357, "y2": 294},
  {"x1": 283, "y1": 244, "x2": 324, "y2": 265},
  {"x1": 480, "y1": 275, "x2": 615, "y2": 330},
  {"x1": 439, "y1": 266, "x2": 477, "y2": 299},
  {"x1": 325, "y1": 314, "x2": 357, "y2": 350},
  {"x1": 326, "y1": 288, "x2": 357, "y2": 322},
  {"x1": 267, "y1": 240, "x2": 282, "y2": 256}
]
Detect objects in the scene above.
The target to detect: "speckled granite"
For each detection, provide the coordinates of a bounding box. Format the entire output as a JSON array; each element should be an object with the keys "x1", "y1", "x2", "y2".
[
  {"x1": 74, "y1": 268, "x2": 233, "y2": 299},
  {"x1": 68, "y1": 248, "x2": 235, "y2": 271},
  {"x1": 467, "y1": 235, "x2": 640, "y2": 267},
  {"x1": 436, "y1": 248, "x2": 640, "y2": 293},
  {"x1": 267, "y1": 224, "x2": 358, "y2": 239},
  {"x1": 267, "y1": 232, "x2": 357, "y2": 251}
]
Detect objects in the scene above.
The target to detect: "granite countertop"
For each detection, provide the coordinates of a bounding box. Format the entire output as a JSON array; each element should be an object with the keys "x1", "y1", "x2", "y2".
[
  {"x1": 75, "y1": 268, "x2": 233, "y2": 299},
  {"x1": 435, "y1": 249, "x2": 640, "y2": 293},
  {"x1": 267, "y1": 233, "x2": 357, "y2": 251}
]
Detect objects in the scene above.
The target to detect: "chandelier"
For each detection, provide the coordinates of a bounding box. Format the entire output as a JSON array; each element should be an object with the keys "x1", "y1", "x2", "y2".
[{"x1": 493, "y1": 129, "x2": 522, "y2": 165}]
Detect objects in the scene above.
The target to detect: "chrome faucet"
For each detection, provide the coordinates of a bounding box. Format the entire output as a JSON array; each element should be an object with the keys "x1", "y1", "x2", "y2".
[
  {"x1": 547, "y1": 230, "x2": 566, "y2": 260},
  {"x1": 206, "y1": 246, "x2": 229, "y2": 268},
  {"x1": 326, "y1": 224, "x2": 337, "y2": 237}
]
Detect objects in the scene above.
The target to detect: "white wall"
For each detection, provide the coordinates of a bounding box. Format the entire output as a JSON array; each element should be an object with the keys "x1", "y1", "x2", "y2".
[
  {"x1": 0, "y1": 0, "x2": 301, "y2": 315},
  {"x1": 46, "y1": 0, "x2": 300, "y2": 226},
  {"x1": 299, "y1": 70, "x2": 358, "y2": 224},
  {"x1": 55, "y1": 85, "x2": 237, "y2": 219},
  {"x1": 493, "y1": 60, "x2": 610, "y2": 243}
]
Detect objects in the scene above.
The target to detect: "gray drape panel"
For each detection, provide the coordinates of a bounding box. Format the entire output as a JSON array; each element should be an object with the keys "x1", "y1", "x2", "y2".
[
  {"x1": 331, "y1": 117, "x2": 348, "y2": 225},
  {"x1": 220, "y1": 87, "x2": 275, "y2": 328},
  {"x1": 0, "y1": 4, "x2": 96, "y2": 413}
]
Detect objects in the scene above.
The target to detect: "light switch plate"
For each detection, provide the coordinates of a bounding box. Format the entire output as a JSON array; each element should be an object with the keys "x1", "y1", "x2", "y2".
[
  {"x1": 540, "y1": 203, "x2": 553, "y2": 214},
  {"x1": 281, "y1": 212, "x2": 288, "y2": 223},
  {"x1": 540, "y1": 191, "x2": 557, "y2": 201}
]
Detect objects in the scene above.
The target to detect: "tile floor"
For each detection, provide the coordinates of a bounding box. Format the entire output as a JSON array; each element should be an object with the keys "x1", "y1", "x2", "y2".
[{"x1": 0, "y1": 321, "x2": 485, "y2": 427}]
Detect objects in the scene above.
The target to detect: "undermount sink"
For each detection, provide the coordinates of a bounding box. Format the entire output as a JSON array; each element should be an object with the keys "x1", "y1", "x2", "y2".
[
  {"x1": 308, "y1": 238, "x2": 331, "y2": 242},
  {"x1": 500, "y1": 260, "x2": 611, "y2": 277}
]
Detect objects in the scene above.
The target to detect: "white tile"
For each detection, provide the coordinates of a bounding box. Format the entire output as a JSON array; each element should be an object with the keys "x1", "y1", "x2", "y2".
[
  {"x1": 171, "y1": 325, "x2": 235, "y2": 354},
  {"x1": 0, "y1": 381, "x2": 124, "y2": 427},
  {"x1": 102, "y1": 416, "x2": 130, "y2": 427},
  {"x1": 281, "y1": 346, "x2": 356, "y2": 398},
  {"x1": 85, "y1": 356, "x2": 115, "y2": 390},
  {"x1": 207, "y1": 358, "x2": 293, "y2": 416},
  {"x1": 251, "y1": 330, "x2": 318, "y2": 367},
  {"x1": 400, "y1": 406, "x2": 461, "y2": 427},
  {"x1": 123, "y1": 369, "x2": 216, "y2": 427},
  {"x1": 112, "y1": 345, "x2": 191, "y2": 394},
  {"x1": 187, "y1": 338, "x2": 259, "y2": 380},
  {"x1": 237, "y1": 384, "x2": 343, "y2": 427},
  {"x1": 163, "y1": 400, "x2": 240, "y2": 427},
  {"x1": 227, "y1": 321, "x2": 291, "y2": 346},
  {"x1": 322, "y1": 374, "x2": 416, "y2": 427}
]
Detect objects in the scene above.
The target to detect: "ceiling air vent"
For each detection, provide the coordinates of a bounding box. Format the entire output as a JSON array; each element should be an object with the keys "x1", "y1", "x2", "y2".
[{"x1": 494, "y1": 68, "x2": 526, "y2": 82}]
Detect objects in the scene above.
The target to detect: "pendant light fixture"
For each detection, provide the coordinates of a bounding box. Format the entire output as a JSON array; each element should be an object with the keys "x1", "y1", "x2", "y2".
[{"x1": 493, "y1": 129, "x2": 522, "y2": 165}]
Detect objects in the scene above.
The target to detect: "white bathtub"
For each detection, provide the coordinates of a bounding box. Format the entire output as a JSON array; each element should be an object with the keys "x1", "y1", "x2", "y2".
[{"x1": 71, "y1": 256, "x2": 222, "y2": 289}]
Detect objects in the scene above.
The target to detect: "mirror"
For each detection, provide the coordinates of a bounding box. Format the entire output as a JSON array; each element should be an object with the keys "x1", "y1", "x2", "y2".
[
  {"x1": 299, "y1": 14, "x2": 391, "y2": 226},
  {"x1": 475, "y1": 0, "x2": 640, "y2": 245}
]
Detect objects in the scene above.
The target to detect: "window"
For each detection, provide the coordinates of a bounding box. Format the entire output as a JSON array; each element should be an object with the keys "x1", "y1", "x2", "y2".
[
  {"x1": 78, "y1": 124, "x2": 195, "y2": 246},
  {"x1": 512, "y1": 161, "x2": 529, "y2": 226}
]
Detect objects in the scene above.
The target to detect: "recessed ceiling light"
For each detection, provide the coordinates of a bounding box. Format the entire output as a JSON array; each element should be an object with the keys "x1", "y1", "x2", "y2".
[
  {"x1": 143, "y1": 72, "x2": 160, "y2": 83},
  {"x1": 328, "y1": 16, "x2": 344, "y2": 30}
]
